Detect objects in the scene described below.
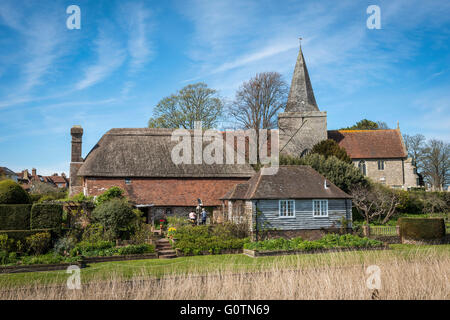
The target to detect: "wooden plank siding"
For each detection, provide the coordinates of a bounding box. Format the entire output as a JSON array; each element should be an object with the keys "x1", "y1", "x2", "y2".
[{"x1": 252, "y1": 199, "x2": 352, "y2": 231}]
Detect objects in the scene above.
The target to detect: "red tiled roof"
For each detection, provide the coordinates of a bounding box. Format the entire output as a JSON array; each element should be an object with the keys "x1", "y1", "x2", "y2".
[{"x1": 327, "y1": 129, "x2": 407, "y2": 159}]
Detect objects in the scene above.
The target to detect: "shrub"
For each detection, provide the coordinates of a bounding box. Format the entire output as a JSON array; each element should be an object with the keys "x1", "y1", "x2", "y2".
[
  {"x1": 30, "y1": 203, "x2": 63, "y2": 230},
  {"x1": 91, "y1": 199, "x2": 136, "y2": 240},
  {"x1": 70, "y1": 240, "x2": 115, "y2": 257},
  {"x1": 26, "y1": 232, "x2": 51, "y2": 255},
  {"x1": 0, "y1": 180, "x2": 31, "y2": 204},
  {"x1": 81, "y1": 223, "x2": 105, "y2": 242},
  {"x1": 280, "y1": 153, "x2": 367, "y2": 193},
  {"x1": 117, "y1": 244, "x2": 155, "y2": 255},
  {"x1": 311, "y1": 139, "x2": 352, "y2": 163},
  {"x1": 0, "y1": 229, "x2": 53, "y2": 243},
  {"x1": 243, "y1": 234, "x2": 383, "y2": 251},
  {"x1": 0, "y1": 250, "x2": 18, "y2": 265},
  {"x1": 95, "y1": 186, "x2": 124, "y2": 206},
  {"x1": 53, "y1": 236, "x2": 77, "y2": 256},
  {"x1": 398, "y1": 217, "x2": 445, "y2": 240},
  {"x1": 0, "y1": 204, "x2": 31, "y2": 230}
]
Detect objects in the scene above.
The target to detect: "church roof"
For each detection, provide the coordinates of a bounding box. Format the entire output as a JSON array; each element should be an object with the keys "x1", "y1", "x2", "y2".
[
  {"x1": 285, "y1": 46, "x2": 319, "y2": 112},
  {"x1": 327, "y1": 129, "x2": 407, "y2": 159},
  {"x1": 221, "y1": 166, "x2": 350, "y2": 200},
  {"x1": 77, "y1": 128, "x2": 256, "y2": 178}
]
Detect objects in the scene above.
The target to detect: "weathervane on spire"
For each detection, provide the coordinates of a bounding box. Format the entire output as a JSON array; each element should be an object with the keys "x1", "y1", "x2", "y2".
[{"x1": 299, "y1": 37, "x2": 303, "y2": 46}]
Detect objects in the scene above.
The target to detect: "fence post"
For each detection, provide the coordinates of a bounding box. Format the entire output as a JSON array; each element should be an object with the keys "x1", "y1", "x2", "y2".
[
  {"x1": 363, "y1": 225, "x2": 370, "y2": 237},
  {"x1": 396, "y1": 225, "x2": 400, "y2": 236}
]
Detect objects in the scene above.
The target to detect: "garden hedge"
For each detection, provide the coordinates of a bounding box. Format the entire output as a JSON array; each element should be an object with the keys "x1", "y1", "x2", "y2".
[
  {"x1": 0, "y1": 204, "x2": 32, "y2": 230},
  {"x1": 398, "y1": 217, "x2": 445, "y2": 240},
  {"x1": 30, "y1": 203, "x2": 63, "y2": 230},
  {"x1": 0, "y1": 180, "x2": 31, "y2": 204},
  {"x1": 0, "y1": 229, "x2": 53, "y2": 242}
]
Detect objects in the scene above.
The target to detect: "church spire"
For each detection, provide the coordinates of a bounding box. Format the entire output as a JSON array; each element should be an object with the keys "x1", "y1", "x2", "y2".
[{"x1": 285, "y1": 44, "x2": 319, "y2": 112}]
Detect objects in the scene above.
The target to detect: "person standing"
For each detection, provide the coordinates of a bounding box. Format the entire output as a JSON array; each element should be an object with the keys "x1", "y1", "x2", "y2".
[
  {"x1": 189, "y1": 210, "x2": 197, "y2": 226},
  {"x1": 201, "y1": 208, "x2": 207, "y2": 225}
]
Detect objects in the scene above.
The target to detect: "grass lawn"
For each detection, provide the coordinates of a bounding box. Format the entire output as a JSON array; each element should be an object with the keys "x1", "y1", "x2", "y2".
[{"x1": 1, "y1": 244, "x2": 449, "y2": 288}]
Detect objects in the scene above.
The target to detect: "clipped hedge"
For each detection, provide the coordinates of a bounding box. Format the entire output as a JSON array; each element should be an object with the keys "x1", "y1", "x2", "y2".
[
  {"x1": 30, "y1": 203, "x2": 63, "y2": 230},
  {"x1": 0, "y1": 204, "x2": 32, "y2": 230},
  {"x1": 0, "y1": 180, "x2": 31, "y2": 204},
  {"x1": 398, "y1": 217, "x2": 445, "y2": 240},
  {"x1": 0, "y1": 229, "x2": 53, "y2": 242}
]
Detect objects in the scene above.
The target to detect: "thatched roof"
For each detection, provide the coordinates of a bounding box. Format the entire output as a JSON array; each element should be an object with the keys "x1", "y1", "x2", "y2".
[
  {"x1": 221, "y1": 166, "x2": 351, "y2": 200},
  {"x1": 77, "y1": 128, "x2": 256, "y2": 178}
]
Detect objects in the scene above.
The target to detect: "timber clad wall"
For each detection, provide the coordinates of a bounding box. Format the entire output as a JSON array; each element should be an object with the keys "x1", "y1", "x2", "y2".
[{"x1": 254, "y1": 199, "x2": 351, "y2": 231}]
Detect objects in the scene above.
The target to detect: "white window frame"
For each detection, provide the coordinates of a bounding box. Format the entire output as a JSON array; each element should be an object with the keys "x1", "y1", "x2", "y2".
[
  {"x1": 313, "y1": 200, "x2": 328, "y2": 217},
  {"x1": 279, "y1": 200, "x2": 295, "y2": 218}
]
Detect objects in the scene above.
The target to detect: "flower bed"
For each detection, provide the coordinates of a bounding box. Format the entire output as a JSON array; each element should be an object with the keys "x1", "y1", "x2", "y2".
[
  {"x1": 244, "y1": 234, "x2": 384, "y2": 253},
  {"x1": 171, "y1": 225, "x2": 249, "y2": 255}
]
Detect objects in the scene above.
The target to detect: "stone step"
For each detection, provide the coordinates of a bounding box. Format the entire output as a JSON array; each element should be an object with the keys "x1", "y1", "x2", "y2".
[
  {"x1": 158, "y1": 249, "x2": 177, "y2": 255},
  {"x1": 156, "y1": 245, "x2": 173, "y2": 249}
]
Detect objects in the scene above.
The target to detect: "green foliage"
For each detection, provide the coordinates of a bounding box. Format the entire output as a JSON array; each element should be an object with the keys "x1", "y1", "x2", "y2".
[
  {"x1": 26, "y1": 232, "x2": 51, "y2": 255},
  {"x1": 70, "y1": 240, "x2": 154, "y2": 257},
  {"x1": 172, "y1": 224, "x2": 249, "y2": 255},
  {"x1": 398, "y1": 217, "x2": 445, "y2": 240},
  {"x1": 0, "y1": 180, "x2": 31, "y2": 204},
  {"x1": 69, "y1": 192, "x2": 93, "y2": 202},
  {"x1": 95, "y1": 186, "x2": 124, "y2": 206},
  {"x1": 0, "y1": 234, "x2": 13, "y2": 252},
  {"x1": 311, "y1": 139, "x2": 352, "y2": 163},
  {"x1": 53, "y1": 236, "x2": 77, "y2": 256},
  {"x1": 117, "y1": 244, "x2": 155, "y2": 255},
  {"x1": 0, "y1": 250, "x2": 18, "y2": 265},
  {"x1": 148, "y1": 82, "x2": 224, "y2": 129},
  {"x1": 167, "y1": 216, "x2": 191, "y2": 228},
  {"x1": 341, "y1": 119, "x2": 380, "y2": 130},
  {"x1": 280, "y1": 153, "x2": 367, "y2": 192},
  {"x1": 91, "y1": 198, "x2": 136, "y2": 240},
  {"x1": 0, "y1": 229, "x2": 53, "y2": 244},
  {"x1": 30, "y1": 203, "x2": 63, "y2": 230},
  {"x1": 0, "y1": 204, "x2": 32, "y2": 230},
  {"x1": 81, "y1": 223, "x2": 105, "y2": 242},
  {"x1": 244, "y1": 234, "x2": 383, "y2": 251}
]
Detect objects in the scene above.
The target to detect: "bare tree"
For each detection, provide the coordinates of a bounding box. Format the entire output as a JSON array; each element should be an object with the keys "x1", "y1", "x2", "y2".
[
  {"x1": 421, "y1": 139, "x2": 450, "y2": 190},
  {"x1": 351, "y1": 184, "x2": 400, "y2": 225},
  {"x1": 229, "y1": 72, "x2": 288, "y2": 130},
  {"x1": 403, "y1": 134, "x2": 426, "y2": 167}
]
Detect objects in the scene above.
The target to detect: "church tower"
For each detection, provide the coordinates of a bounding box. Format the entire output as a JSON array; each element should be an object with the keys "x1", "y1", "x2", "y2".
[{"x1": 278, "y1": 45, "x2": 327, "y2": 157}]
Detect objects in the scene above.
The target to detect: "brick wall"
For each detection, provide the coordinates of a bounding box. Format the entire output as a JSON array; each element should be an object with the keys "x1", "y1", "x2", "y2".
[{"x1": 83, "y1": 177, "x2": 248, "y2": 207}]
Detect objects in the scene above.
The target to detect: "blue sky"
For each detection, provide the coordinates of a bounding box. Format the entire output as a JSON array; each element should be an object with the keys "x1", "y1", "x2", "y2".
[{"x1": 0, "y1": 0, "x2": 449, "y2": 175}]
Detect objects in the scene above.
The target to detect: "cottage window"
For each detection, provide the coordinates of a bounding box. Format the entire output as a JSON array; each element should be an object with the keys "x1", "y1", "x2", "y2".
[
  {"x1": 313, "y1": 200, "x2": 328, "y2": 217},
  {"x1": 125, "y1": 178, "x2": 131, "y2": 185},
  {"x1": 279, "y1": 200, "x2": 295, "y2": 217},
  {"x1": 377, "y1": 160, "x2": 385, "y2": 170},
  {"x1": 358, "y1": 161, "x2": 366, "y2": 175}
]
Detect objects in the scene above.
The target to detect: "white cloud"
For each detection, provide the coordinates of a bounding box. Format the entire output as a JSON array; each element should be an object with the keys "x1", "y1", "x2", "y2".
[{"x1": 76, "y1": 29, "x2": 126, "y2": 90}]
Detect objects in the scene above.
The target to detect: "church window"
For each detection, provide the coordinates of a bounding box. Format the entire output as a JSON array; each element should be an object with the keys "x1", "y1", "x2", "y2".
[{"x1": 358, "y1": 161, "x2": 366, "y2": 175}]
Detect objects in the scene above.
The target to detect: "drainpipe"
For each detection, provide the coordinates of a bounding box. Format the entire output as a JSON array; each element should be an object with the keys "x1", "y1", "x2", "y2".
[{"x1": 255, "y1": 200, "x2": 259, "y2": 242}]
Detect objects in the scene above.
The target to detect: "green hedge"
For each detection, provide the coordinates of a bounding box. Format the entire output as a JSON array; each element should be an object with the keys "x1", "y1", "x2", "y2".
[
  {"x1": 30, "y1": 203, "x2": 63, "y2": 230},
  {"x1": 0, "y1": 204, "x2": 32, "y2": 230},
  {"x1": 0, "y1": 229, "x2": 53, "y2": 242},
  {"x1": 0, "y1": 180, "x2": 31, "y2": 204},
  {"x1": 398, "y1": 217, "x2": 445, "y2": 240}
]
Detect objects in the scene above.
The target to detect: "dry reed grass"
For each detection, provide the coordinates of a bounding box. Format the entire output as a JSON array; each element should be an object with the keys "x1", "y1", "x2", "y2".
[{"x1": 0, "y1": 248, "x2": 448, "y2": 300}]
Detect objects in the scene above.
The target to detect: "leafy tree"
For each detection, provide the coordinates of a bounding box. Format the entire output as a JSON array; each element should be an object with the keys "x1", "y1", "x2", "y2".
[
  {"x1": 91, "y1": 198, "x2": 136, "y2": 240},
  {"x1": 0, "y1": 179, "x2": 31, "y2": 204},
  {"x1": 280, "y1": 153, "x2": 367, "y2": 192},
  {"x1": 95, "y1": 186, "x2": 124, "y2": 206},
  {"x1": 148, "y1": 82, "x2": 224, "y2": 129},
  {"x1": 311, "y1": 139, "x2": 352, "y2": 163},
  {"x1": 341, "y1": 119, "x2": 380, "y2": 130}
]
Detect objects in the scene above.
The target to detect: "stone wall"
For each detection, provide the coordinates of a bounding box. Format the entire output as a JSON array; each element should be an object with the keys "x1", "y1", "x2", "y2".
[{"x1": 253, "y1": 228, "x2": 350, "y2": 241}]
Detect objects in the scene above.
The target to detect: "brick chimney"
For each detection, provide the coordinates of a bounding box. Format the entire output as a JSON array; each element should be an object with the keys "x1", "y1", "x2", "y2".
[
  {"x1": 32, "y1": 168, "x2": 37, "y2": 176},
  {"x1": 69, "y1": 125, "x2": 84, "y2": 196},
  {"x1": 23, "y1": 169, "x2": 29, "y2": 180}
]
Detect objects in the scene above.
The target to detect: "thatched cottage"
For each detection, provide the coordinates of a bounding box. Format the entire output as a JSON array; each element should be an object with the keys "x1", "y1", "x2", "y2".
[{"x1": 69, "y1": 44, "x2": 418, "y2": 228}]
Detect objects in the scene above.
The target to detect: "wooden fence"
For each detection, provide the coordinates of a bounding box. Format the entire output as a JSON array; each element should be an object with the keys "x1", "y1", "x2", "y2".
[{"x1": 368, "y1": 226, "x2": 399, "y2": 236}]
